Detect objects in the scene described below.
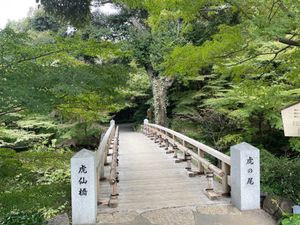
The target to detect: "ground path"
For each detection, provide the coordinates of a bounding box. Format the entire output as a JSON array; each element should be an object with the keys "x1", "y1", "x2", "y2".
[{"x1": 97, "y1": 124, "x2": 276, "y2": 225}]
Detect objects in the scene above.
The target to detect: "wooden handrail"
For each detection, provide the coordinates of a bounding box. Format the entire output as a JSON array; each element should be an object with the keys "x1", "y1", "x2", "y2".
[
  {"x1": 96, "y1": 120, "x2": 116, "y2": 179},
  {"x1": 148, "y1": 123, "x2": 230, "y2": 165},
  {"x1": 143, "y1": 121, "x2": 231, "y2": 194},
  {"x1": 110, "y1": 126, "x2": 119, "y2": 203},
  {"x1": 95, "y1": 120, "x2": 120, "y2": 207}
]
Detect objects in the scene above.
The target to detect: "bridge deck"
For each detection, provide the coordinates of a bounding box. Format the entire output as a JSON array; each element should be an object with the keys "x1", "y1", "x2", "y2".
[
  {"x1": 98, "y1": 124, "x2": 229, "y2": 211},
  {"x1": 96, "y1": 125, "x2": 275, "y2": 225}
]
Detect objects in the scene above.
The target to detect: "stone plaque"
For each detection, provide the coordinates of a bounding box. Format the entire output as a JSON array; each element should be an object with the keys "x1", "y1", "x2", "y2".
[
  {"x1": 71, "y1": 149, "x2": 97, "y2": 225},
  {"x1": 231, "y1": 142, "x2": 260, "y2": 210},
  {"x1": 281, "y1": 103, "x2": 300, "y2": 137}
]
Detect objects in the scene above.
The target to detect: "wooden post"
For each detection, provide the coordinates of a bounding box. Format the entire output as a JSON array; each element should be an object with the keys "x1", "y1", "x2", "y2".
[
  {"x1": 104, "y1": 120, "x2": 115, "y2": 166},
  {"x1": 221, "y1": 161, "x2": 230, "y2": 195},
  {"x1": 109, "y1": 127, "x2": 119, "y2": 208},
  {"x1": 185, "y1": 153, "x2": 192, "y2": 171},
  {"x1": 183, "y1": 141, "x2": 187, "y2": 161},
  {"x1": 198, "y1": 148, "x2": 205, "y2": 174},
  {"x1": 173, "y1": 145, "x2": 178, "y2": 158},
  {"x1": 164, "y1": 138, "x2": 169, "y2": 151},
  {"x1": 159, "y1": 130, "x2": 166, "y2": 148}
]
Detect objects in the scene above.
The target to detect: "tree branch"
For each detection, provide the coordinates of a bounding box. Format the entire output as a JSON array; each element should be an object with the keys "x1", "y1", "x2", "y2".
[
  {"x1": 1, "y1": 49, "x2": 66, "y2": 70},
  {"x1": 277, "y1": 38, "x2": 299, "y2": 47},
  {"x1": 0, "y1": 106, "x2": 23, "y2": 117},
  {"x1": 217, "y1": 43, "x2": 249, "y2": 58},
  {"x1": 278, "y1": 0, "x2": 294, "y2": 17},
  {"x1": 227, "y1": 45, "x2": 291, "y2": 67}
]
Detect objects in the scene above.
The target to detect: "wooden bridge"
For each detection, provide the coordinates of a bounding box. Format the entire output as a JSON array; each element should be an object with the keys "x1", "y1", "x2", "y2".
[
  {"x1": 71, "y1": 120, "x2": 275, "y2": 225},
  {"x1": 98, "y1": 123, "x2": 230, "y2": 210}
]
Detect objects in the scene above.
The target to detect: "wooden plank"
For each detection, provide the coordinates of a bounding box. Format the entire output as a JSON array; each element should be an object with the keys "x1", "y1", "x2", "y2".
[{"x1": 105, "y1": 124, "x2": 230, "y2": 211}]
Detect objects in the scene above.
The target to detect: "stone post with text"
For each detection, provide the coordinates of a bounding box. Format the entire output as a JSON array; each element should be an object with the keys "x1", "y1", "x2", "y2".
[
  {"x1": 231, "y1": 142, "x2": 260, "y2": 210},
  {"x1": 71, "y1": 149, "x2": 97, "y2": 225}
]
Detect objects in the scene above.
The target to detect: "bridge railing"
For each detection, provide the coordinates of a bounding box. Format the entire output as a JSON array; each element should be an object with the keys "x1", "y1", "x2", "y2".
[
  {"x1": 96, "y1": 120, "x2": 116, "y2": 180},
  {"x1": 143, "y1": 119, "x2": 231, "y2": 195},
  {"x1": 71, "y1": 120, "x2": 119, "y2": 225}
]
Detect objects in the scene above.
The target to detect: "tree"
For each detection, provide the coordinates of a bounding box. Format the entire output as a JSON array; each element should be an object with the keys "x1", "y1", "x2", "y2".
[{"x1": 0, "y1": 26, "x2": 131, "y2": 123}]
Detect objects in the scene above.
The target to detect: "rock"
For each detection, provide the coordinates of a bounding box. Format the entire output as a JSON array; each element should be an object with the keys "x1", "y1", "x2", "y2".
[
  {"x1": 263, "y1": 196, "x2": 279, "y2": 216},
  {"x1": 47, "y1": 213, "x2": 69, "y2": 225},
  {"x1": 279, "y1": 198, "x2": 294, "y2": 215},
  {"x1": 263, "y1": 195, "x2": 294, "y2": 219}
]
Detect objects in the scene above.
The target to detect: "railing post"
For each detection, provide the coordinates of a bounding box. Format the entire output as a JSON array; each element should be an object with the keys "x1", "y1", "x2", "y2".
[
  {"x1": 198, "y1": 148, "x2": 205, "y2": 174},
  {"x1": 231, "y1": 142, "x2": 260, "y2": 210},
  {"x1": 159, "y1": 130, "x2": 165, "y2": 148},
  {"x1": 183, "y1": 140, "x2": 188, "y2": 161},
  {"x1": 143, "y1": 119, "x2": 149, "y2": 135},
  {"x1": 172, "y1": 135, "x2": 178, "y2": 158},
  {"x1": 221, "y1": 161, "x2": 230, "y2": 195},
  {"x1": 104, "y1": 121, "x2": 115, "y2": 167},
  {"x1": 173, "y1": 145, "x2": 178, "y2": 158},
  {"x1": 71, "y1": 149, "x2": 97, "y2": 225},
  {"x1": 185, "y1": 153, "x2": 192, "y2": 171},
  {"x1": 110, "y1": 119, "x2": 115, "y2": 126}
]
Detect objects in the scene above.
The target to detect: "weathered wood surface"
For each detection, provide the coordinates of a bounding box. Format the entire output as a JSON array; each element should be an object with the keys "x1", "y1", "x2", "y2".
[
  {"x1": 144, "y1": 122, "x2": 231, "y2": 194},
  {"x1": 98, "y1": 124, "x2": 229, "y2": 212}
]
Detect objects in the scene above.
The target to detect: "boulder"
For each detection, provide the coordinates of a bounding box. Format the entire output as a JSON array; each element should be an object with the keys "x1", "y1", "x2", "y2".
[{"x1": 263, "y1": 195, "x2": 294, "y2": 219}]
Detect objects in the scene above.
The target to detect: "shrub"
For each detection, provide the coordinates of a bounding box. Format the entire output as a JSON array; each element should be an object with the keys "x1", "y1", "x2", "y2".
[
  {"x1": 0, "y1": 148, "x2": 22, "y2": 178},
  {"x1": 261, "y1": 149, "x2": 300, "y2": 204},
  {"x1": 281, "y1": 215, "x2": 300, "y2": 225},
  {"x1": 0, "y1": 183, "x2": 70, "y2": 218},
  {"x1": 0, "y1": 210, "x2": 46, "y2": 225}
]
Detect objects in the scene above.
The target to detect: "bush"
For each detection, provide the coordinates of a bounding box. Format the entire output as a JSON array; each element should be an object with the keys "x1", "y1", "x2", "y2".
[
  {"x1": 0, "y1": 183, "x2": 70, "y2": 218},
  {"x1": 0, "y1": 148, "x2": 22, "y2": 178},
  {"x1": 281, "y1": 215, "x2": 300, "y2": 225},
  {"x1": 0, "y1": 147, "x2": 72, "y2": 221},
  {"x1": 0, "y1": 210, "x2": 46, "y2": 225},
  {"x1": 261, "y1": 149, "x2": 300, "y2": 204}
]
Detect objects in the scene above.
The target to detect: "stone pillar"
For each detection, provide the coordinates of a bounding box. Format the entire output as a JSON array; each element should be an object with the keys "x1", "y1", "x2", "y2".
[
  {"x1": 110, "y1": 120, "x2": 115, "y2": 126},
  {"x1": 231, "y1": 142, "x2": 260, "y2": 210},
  {"x1": 144, "y1": 119, "x2": 149, "y2": 135},
  {"x1": 71, "y1": 149, "x2": 97, "y2": 225}
]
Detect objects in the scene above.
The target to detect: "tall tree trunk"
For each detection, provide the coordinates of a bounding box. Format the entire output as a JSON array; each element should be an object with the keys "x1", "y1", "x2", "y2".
[{"x1": 146, "y1": 66, "x2": 173, "y2": 126}]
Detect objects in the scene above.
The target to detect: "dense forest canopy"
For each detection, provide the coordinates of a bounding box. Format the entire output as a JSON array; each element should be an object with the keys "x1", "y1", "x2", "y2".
[{"x1": 0, "y1": 0, "x2": 299, "y2": 224}]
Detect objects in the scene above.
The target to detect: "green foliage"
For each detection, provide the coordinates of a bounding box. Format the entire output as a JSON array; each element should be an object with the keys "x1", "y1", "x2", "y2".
[
  {"x1": 0, "y1": 146, "x2": 72, "y2": 220},
  {"x1": 0, "y1": 210, "x2": 46, "y2": 225},
  {"x1": 38, "y1": 0, "x2": 92, "y2": 27},
  {"x1": 289, "y1": 138, "x2": 300, "y2": 153},
  {"x1": 31, "y1": 16, "x2": 60, "y2": 32},
  {"x1": 164, "y1": 25, "x2": 243, "y2": 78},
  {"x1": 260, "y1": 149, "x2": 300, "y2": 204},
  {"x1": 16, "y1": 115, "x2": 57, "y2": 133},
  {"x1": 0, "y1": 148, "x2": 22, "y2": 178},
  {"x1": 0, "y1": 25, "x2": 132, "y2": 121},
  {"x1": 282, "y1": 215, "x2": 300, "y2": 225},
  {"x1": 0, "y1": 126, "x2": 52, "y2": 149},
  {"x1": 0, "y1": 183, "x2": 70, "y2": 218}
]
